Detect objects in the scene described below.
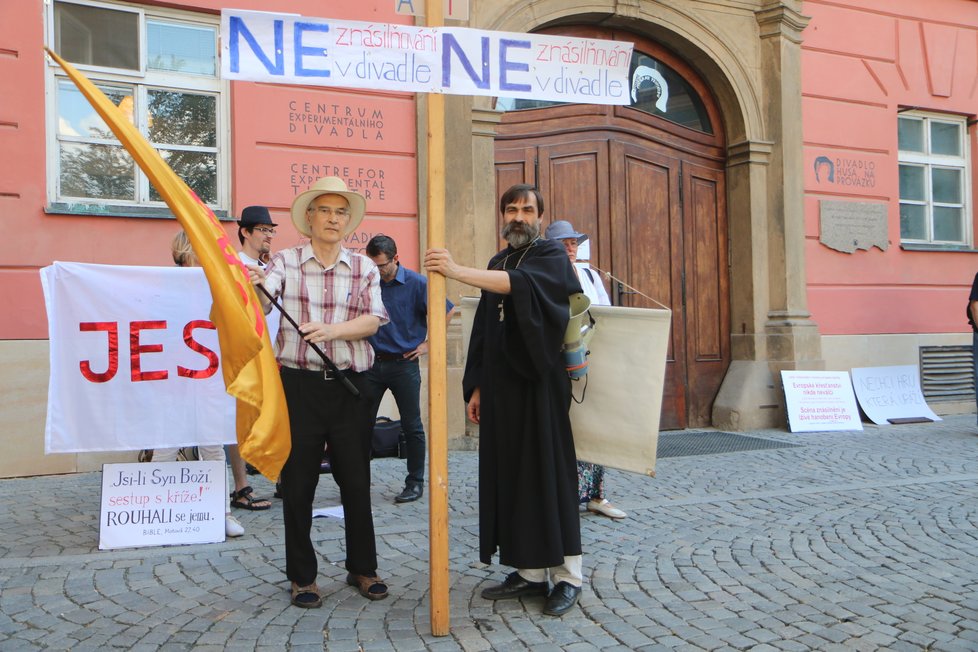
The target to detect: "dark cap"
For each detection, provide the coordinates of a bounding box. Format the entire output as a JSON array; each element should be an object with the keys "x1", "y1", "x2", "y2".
[{"x1": 237, "y1": 205, "x2": 277, "y2": 227}]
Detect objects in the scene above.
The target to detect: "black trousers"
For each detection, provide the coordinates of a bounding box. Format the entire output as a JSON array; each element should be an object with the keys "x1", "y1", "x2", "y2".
[
  {"x1": 363, "y1": 358, "x2": 425, "y2": 488},
  {"x1": 279, "y1": 366, "x2": 377, "y2": 586}
]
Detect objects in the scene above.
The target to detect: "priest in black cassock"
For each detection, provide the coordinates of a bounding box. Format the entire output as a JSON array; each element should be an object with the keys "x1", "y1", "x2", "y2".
[{"x1": 424, "y1": 184, "x2": 585, "y2": 616}]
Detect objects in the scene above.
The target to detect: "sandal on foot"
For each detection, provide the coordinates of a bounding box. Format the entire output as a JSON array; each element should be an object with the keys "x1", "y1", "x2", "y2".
[
  {"x1": 346, "y1": 573, "x2": 389, "y2": 600},
  {"x1": 290, "y1": 582, "x2": 322, "y2": 608},
  {"x1": 230, "y1": 486, "x2": 271, "y2": 511}
]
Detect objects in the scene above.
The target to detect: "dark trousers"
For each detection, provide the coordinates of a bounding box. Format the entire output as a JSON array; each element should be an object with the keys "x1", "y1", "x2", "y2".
[
  {"x1": 280, "y1": 366, "x2": 377, "y2": 586},
  {"x1": 363, "y1": 358, "x2": 425, "y2": 488}
]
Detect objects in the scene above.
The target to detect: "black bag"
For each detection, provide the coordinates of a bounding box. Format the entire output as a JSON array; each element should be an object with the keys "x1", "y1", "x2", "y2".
[{"x1": 371, "y1": 417, "x2": 405, "y2": 459}]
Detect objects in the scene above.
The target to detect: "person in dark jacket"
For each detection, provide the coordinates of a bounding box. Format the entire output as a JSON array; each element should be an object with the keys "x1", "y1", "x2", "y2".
[{"x1": 425, "y1": 184, "x2": 584, "y2": 616}]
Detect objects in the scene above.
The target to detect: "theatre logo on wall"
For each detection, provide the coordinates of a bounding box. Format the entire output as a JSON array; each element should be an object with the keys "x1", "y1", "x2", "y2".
[{"x1": 813, "y1": 155, "x2": 877, "y2": 189}]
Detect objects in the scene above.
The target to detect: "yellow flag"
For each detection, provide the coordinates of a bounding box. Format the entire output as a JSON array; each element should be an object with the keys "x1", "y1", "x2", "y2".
[{"x1": 47, "y1": 48, "x2": 290, "y2": 480}]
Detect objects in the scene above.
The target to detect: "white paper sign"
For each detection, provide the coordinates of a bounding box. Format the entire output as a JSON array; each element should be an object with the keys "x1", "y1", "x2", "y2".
[
  {"x1": 99, "y1": 461, "x2": 226, "y2": 550},
  {"x1": 312, "y1": 505, "x2": 346, "y2": 519},
  {"x1": 850, "y1": 365, "x2": 941, "y2": 425},
  {"x1": 221, "y1": 10, "x2": 633, "y2": 105},
  {"x1": 781, "y1": 370, "x2": 863, "y2": 432},
  {"x1": 460, "y1": 298, "x2": 669, "y2": 476},
  {"x1": 41, "y1": 262, "x2": 278, "y2": 453}
]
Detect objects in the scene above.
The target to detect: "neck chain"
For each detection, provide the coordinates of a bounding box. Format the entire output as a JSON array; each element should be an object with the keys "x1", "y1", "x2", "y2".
[
  {"x1": 492, "y1": 236, "x2": 539, "y2": 324},
  {"x1": 492, "y1": 236, "x2": 540, "y2": 271}
]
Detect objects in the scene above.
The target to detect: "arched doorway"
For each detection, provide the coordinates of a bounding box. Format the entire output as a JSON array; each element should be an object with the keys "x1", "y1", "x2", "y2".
[{"x1": 493, "y1": 27, "x2": 729, "y2": 430}]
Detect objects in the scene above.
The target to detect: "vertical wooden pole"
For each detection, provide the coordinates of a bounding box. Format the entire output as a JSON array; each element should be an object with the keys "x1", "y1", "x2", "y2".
[{"x1": 425, "y1": 0, "x2": 450, "y2": 638}]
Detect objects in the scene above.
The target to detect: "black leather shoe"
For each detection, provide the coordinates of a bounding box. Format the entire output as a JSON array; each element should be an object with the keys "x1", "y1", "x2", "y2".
[
  {"x1": 543, "y1": 581, "x2": 581, "y2": 616},
  {"x1": 394, "y1": 485, "x2": 423, "y2": 503},
  {"x1": 481, "y1": 571, "x2": 549, "y2": 600}
]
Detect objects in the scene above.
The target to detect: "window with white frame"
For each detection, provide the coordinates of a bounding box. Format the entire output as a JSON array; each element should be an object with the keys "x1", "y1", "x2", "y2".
[
  {"x1": 898, "y1": 111, "x2": 971, "y2": 246},
  {"x1": 47, "y1": 0, "x2": 227, "y2": 214}
]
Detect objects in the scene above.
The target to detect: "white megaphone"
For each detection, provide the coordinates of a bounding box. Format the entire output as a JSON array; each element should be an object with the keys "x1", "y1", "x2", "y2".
[{"x1": 563, "y1": 292, "x2": 595, "y2": 379}]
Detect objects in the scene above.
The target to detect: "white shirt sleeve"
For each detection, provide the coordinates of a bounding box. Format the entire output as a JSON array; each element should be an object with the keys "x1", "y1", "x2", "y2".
[{"x1": 574, "y1": 263, "x2": 611, "y2": 307}]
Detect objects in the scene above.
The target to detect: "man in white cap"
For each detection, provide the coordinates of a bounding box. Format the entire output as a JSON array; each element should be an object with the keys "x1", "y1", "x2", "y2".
[
  {"x1": 545, "y1": 220, "x2": 627, "y2": 522},
  {"x1": 248, "y1": 177, "x2": 390, "y2": 608}
]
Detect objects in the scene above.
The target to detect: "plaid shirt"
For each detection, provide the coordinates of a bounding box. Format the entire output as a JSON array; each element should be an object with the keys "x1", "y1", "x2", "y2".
[{"x1": 264, "y1": 244, "x2": 388, "y2": 373}]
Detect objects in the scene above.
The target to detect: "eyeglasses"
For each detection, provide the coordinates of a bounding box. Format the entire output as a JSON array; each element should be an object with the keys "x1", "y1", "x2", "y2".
[
  {"x1": 253, "y1": 226, "x2": 276, "y2": 235},
  {"x1": 307, "y1": 206, "x2": 351, "y2": 217},
  {"x1": 375, "y1": 258, "x2": 397, "y2": 269}
]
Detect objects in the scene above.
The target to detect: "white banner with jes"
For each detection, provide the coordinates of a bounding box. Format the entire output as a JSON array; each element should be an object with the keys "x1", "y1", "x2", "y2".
[{"x1": 41, "y1": 262, "x2": 238, "y2": 453}]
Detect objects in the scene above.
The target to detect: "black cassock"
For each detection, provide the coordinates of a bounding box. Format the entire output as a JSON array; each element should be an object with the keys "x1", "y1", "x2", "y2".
[{"x1": 463, "y1": 237, "x2": 583, "y2": 569}]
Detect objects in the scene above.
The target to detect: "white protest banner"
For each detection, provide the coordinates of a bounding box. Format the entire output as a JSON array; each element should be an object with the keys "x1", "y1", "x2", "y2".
[
  {"x1": 41, "y1": 262, "x2": 240, "y2": 453},
  {"x1": 99, "y1": 461, "x2": 226, "y2": 549},
  {"x1": 781, "y1": 370, "x2": 863, "y2": 432},
  {"x1": 221, "y1": 9, "x2": 633, "y2": 105},
  {"x1": 850, "y1": 365, "x2": 941, "y2": 425}
]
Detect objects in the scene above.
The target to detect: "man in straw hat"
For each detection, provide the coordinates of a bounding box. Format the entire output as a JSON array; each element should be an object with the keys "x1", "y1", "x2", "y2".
[{"x1": 248, "y1": 177, "x2": 390, "y2": 608}]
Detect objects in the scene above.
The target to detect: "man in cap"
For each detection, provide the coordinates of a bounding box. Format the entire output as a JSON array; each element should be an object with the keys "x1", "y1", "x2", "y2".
[
  {"x1": 545, "y1": 220, "x2": 626, "y2": 521},
  {"x1": 237, "y1": 205, "x2": 277, "y2": 267},
  {"x1": 248, "y1": 177, "x2": 390, "y2": 608},
  {"x1": 424, "y1": 184, "x2": 585, "y2": 616},
  {"x1": 228, "y1": 205, "x2": 277, "y2": 511}
]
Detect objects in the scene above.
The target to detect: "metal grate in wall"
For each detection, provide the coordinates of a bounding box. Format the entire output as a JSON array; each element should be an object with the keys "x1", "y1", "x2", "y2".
[{"x1": 919, "y1": 345, "x2": 974, "y2": 402}]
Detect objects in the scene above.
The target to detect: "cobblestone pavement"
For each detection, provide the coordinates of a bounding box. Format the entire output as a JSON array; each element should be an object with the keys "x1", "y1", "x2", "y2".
[{"x1": 1, "y1": 415, "x2": 977, "y2": 651}]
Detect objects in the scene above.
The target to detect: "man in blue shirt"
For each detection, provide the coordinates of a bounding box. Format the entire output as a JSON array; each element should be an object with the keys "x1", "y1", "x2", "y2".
[{"x1": 365, "y1": 235, "x2": 454, "y2": 503}]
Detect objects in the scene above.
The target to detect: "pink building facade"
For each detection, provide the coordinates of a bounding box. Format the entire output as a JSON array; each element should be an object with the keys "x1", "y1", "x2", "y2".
[
  {"x1": 0, "y1": 0, "x2": 975, "y2": 477},
  {"x1": 801, "y1": 0, "x2": 977, "y2": 406},
  {"x1": 0, "y1": 0, "x2": 419, "y2": 476}
]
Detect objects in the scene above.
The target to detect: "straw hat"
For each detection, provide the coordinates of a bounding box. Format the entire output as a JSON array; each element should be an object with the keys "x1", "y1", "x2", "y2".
[{"x1": 290, "y1": 177, "x2": 366, "y2": 237}]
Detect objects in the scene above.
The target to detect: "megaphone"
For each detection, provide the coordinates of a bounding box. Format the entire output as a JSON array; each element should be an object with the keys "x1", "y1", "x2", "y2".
[{"x1": 563, "y1": 292, "x2": 595, "y2": 379}]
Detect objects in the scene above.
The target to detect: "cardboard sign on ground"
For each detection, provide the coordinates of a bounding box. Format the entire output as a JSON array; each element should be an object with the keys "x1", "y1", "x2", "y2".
[
  {"x1": 851, "y1": 365, "x2": 941, "y2": 425},
  {"x1": 99, "y1": 461, "x2": 226, "y2": 550},
  {"x1": 781, "y1": 370, "x2": 863, "y2": 432}
]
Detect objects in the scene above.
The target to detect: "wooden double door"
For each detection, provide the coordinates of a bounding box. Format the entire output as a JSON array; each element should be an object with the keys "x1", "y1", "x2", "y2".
[{"x1": 495, "y1": 124, "x2": 729, "y2": 429}]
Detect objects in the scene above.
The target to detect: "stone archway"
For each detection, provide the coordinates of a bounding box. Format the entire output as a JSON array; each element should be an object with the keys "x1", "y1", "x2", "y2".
[
  {"x1": 458, "y1": 1, "x2": 821, "y2": 430},
  {"x1": 493, "y1": 29, "x2": 729, "y2": 429}
]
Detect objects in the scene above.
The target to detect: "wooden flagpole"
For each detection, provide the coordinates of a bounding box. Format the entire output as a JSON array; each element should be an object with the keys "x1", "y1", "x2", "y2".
[{"x1": 424, "y1": 0, "x2": 450, "y2": 637}]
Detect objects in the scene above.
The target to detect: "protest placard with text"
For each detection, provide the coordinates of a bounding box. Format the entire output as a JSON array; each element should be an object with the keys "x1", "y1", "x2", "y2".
[
  {"x1": 99, "y1": 461, "x2": 225, "y2": 550},
  {"x1": 782, "y1": 370, "x2": 863, "y2": 432},
  {"x1": 221, "y1": 10, "x2": 632, "y2": 105}
]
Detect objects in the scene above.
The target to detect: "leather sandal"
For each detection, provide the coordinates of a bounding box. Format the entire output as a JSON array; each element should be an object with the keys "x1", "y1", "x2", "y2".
[
  {"x1": 346, "y1": 572, "x2": 389, "y2": 600},
  {"x1": 230, "y1": 486, "x2": 271, "y2": 511},
  {"x1": 290, "y1": 582, "x2": 322, "y2": 608}
]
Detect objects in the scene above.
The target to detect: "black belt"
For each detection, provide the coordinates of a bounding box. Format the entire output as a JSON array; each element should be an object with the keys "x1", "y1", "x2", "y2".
[
  {"x1": 374, "y1": 352, "x2": 409, "y2": 362},
  {"x1": 281, "y1": 365, "x2": 359, "y2": 381}
]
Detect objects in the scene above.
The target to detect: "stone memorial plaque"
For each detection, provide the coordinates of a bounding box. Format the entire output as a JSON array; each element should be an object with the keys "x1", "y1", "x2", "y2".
[{"x1": 819, "y1": 200, "x2": 888, "y2": 253}]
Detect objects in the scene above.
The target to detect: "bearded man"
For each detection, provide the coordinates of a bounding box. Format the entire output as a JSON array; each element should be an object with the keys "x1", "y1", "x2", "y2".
[{"x1": 424, "y1": 184, "x2": 584, "y2": 616}]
